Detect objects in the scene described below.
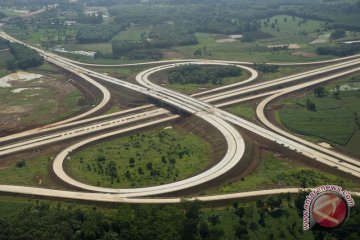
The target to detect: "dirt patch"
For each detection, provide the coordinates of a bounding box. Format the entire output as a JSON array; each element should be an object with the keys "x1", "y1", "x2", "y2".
[
  {"x1": 0, "y1": 71, "x2": 43, "y2": 88},
  {"x1": 291, "y1": 51, "x2": 317, "y2": 58},
  {"x1": 319, "y1": 142, "x2": 333, "y2": 149},
  {"x1": 0, "y1": 70, "x2": 89, "y2": 134},
  {"x1": 163, "y1": 49, "x2": 185, "y2": 59},
  {"x1": 267, "y1": 43, "x2": 300, "y2": 49}
]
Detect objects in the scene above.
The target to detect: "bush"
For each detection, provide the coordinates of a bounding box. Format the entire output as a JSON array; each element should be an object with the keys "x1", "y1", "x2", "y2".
[{"x1": 16, "y1": 161, "x2": 26, "y2": 168}]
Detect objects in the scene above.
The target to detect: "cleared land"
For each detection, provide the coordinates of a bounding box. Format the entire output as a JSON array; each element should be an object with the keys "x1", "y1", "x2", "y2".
[
  {"x1": 65, "y1": 127, "x2": 211, "y2": 188},
  {"x1": 0, "y1": 63, "x2": 86, "y2": 133}
]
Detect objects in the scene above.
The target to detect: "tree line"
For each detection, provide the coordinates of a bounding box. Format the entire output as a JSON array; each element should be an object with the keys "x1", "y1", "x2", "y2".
[
  {"x1": 76, "y1": 24, "x2": 126, "y2": 44},
  {"x1": 1, "y1": 192, "x2": 359, "y2": 239},
  {"x1": 317, "y1": 43, "x2": 360, "y2": 57}
]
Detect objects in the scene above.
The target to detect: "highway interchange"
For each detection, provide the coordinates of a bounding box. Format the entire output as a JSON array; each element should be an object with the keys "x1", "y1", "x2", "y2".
[{"x1": 0, "y1": 29, "x2": 360, "y2": 203}]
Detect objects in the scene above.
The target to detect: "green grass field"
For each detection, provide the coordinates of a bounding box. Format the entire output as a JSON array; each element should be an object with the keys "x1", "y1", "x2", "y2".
[
  {"x1": 112, "y1": 25, "x2": 151, "y2": 42},
  {"x1": 226, "y1": 103, "x2": 255, "y2": 120},
  {"x1": 209, "y1": 151, "x2": 358, "y2": 195},
  {"x1": 90, "y1": 66, "x2": 146, "y2": 77},
  {"x1": 277, "y1": 77, "x2": 360, "y2": 152},
  {"x1": 0, "y1": 8, "x2": 25, "y2": 16},
  {"x1": 259, "y1": 15, "x2": 324, "y2": 44},
  {"x1": 175, "y1": 31, "x2": 332, "y2": 63},
  {"x1": 66, "y1": 127, "x2": 211, "y2": 188},
  {"x1": 0, "y1": 154, "x2": 60, "y2": 188},
  {"x1": 257, "y1": 65, "x2": 319, "y2": 82}
]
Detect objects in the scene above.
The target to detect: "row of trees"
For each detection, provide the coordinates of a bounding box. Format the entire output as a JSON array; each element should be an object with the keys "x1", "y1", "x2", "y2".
[
  {"x1": 111, "y1": 40, "x2": 163, "y2": 60},
  {"x1": 168, "y1": 65, "x2": 242, "y2": 85},
  {"x1": 253, "y1": 63, "x2": 279, "y2": 73},
  {"x1": 317, "y1": 43, "x2": 360, "y2": 57},
  {"x1": 76, "y1": 24, "x2": 126, "y2": 43}
]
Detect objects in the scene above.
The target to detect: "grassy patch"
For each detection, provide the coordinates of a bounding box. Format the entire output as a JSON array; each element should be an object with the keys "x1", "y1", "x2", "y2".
[
  {"x1": 260, "y1": 15, "x2": 324, "y2": 44},
  {"x1": 0, "y1": 155, "x2": 58, "y2": 188},
  {"x1": 175, "y1": 32, "x2": 332, "y2": 63},
  {"x1": 63, "y1": 42, "x2": 112, "y2": 54},
  {"x1": 278, "y1": 89, "x2": 360, "y2": 147},
  {"x1": 66, "y1": 127, "x2": 211, "y2": 188},
  {"x1": 226, "y1": 103, "x2": 255, "y2": 120},
  {"x1": 112, "y1": 25, "x2": 151, "y2": 42},
  {"x1": 209, "y1": 151, "x2": 358, "y2": 195},
  {"x1": 258, "y1": 65, "x2": 318, "y2": 82},
  {"x1": 90, "y1": 66, "x2": 146, "y2": 77}
]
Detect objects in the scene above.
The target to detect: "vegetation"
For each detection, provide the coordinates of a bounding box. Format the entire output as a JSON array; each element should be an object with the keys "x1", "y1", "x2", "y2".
[
  {"x1": 278, "y1": 75, "x2": 360, "y2": 151},
  {"x1": 168, "y1": 65, "x2": 241, "y2": 85},
  {"x1": 1, "y1": 193, "x2": 360, "y2": 240},
  {"x1": 226, "y1": 103, "x2": 256, "y2": 121},
  {"x1": 0, "y1": 39, "x2": 44, "y2": 71},
  {"x1": 0, "y1": 64, "x2": 85, "y2": 130},
  {"x1": 210, "y1": 151, "x2": 358, "y2": 195},
  {"x1": 317, "y1": 43, "x2": 360, "y2": 57},
  {"x1": 76, "y1": 25, "x2": 125, "y2": 44},
  {"x1": 0, "y1": 154, "x2": 57, "y2": 187},
  {"x1": 111, "y1": 41, "x2": 163, "y2": 60},
  {"x1": 66, "y1": 128, "x2": 211, "y2": 188},
  {"x1": 253, "y1": 63, "x2": 279, "y2": 73},
  {"x1": 5, "y1": 0, "x2": 354, "y2": 63},
  {"x1": 331, "y1": 29, "x2": 346, "y2": 39}
]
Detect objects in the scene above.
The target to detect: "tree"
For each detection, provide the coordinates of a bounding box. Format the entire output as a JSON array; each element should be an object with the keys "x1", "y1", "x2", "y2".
[
  {"x1": 333, "y1": 91, "x2": 340, "y2": 99},
  {"x1": 129, "y1": 157, "x2": 135, "y2": 167},
  {"x1": 331, "y1": 30, "x2": 346, "y2": 39},
  {"x1": 146, "y1": 162, "x2": 153, "y2": 170},
  {"x1": 5, "y1": 59, "x2": 18, "y2": 71},
  {"x1": 199, "y1": 222, "x2": 209, "y2": 239},
  {"x1": 306, "y1": 99, "x2": 316, "y2": 112},
  {"x1": 314, "y1": 86, "x2": 326, "y2": 97},
  {"x1": 0, "y1": 12, "x2": 6, "y2": 20},
  {"x1": 16, "y1": 160, "x2": 26, "y2": 168},
  {"x1": 235, "y1": 207, "x2": 245, "y2": 219},
  {"x1": 235, "y1": 224, "x2": 249, "y2": 240},
  {"x1": 208, "y1": 214, "x2": 220, "y2": 226}
]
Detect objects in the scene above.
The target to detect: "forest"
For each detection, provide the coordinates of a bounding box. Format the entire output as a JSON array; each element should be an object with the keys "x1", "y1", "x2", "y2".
[
  {"x1": 0, "y1": 39, "x2": 44, "y2": 70},
  {"x1": 0, "y1": 193, "x2": 359, "y2": 240}
]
